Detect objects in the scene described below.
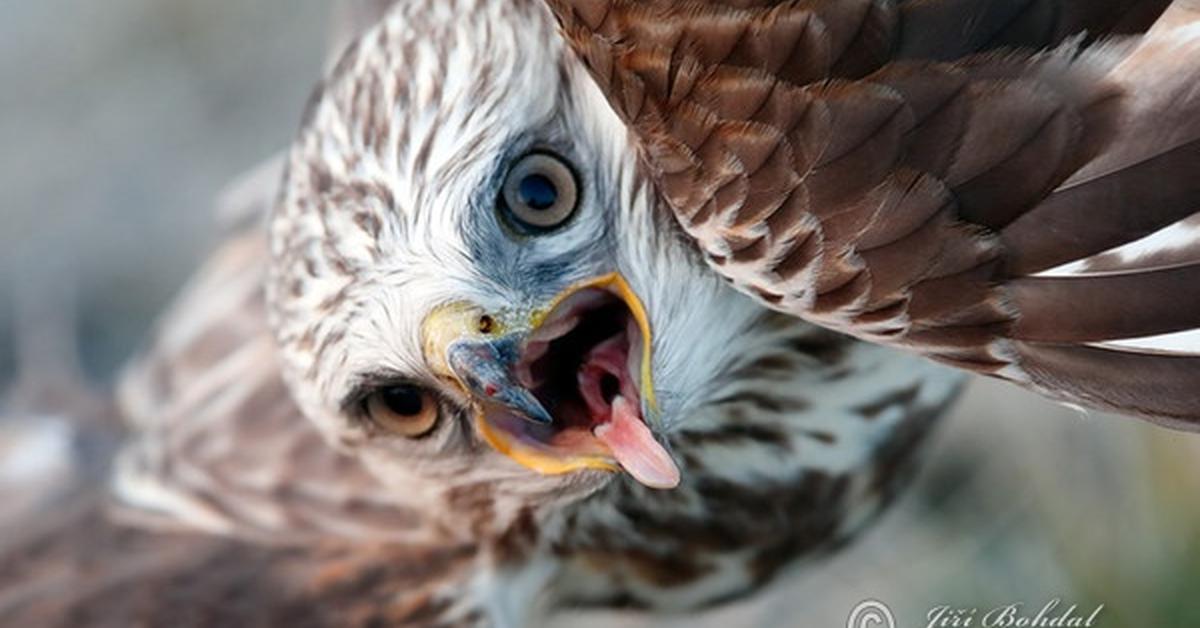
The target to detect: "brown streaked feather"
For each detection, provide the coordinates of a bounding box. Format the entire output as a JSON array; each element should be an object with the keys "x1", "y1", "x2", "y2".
[
  {"x1": 115, "y1": 181, "x2": 433, "y2": 544},
  {"x1": 545, "y1": 0, "x2": 1200, "y2": 424}
]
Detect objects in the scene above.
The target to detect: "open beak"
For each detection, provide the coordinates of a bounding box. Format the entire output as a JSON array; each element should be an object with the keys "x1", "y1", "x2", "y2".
[{"x1": 424, "y1": 274, "x2": 680, "y2": 489}]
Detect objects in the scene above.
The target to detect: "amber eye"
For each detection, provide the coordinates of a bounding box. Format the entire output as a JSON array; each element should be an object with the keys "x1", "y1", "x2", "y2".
[
  {"x1": 500, "y1": 152, "x2": 579, "y2": 231},
  {"x1": 365, "y1": 385, "x2": 439, "y2": 438}
]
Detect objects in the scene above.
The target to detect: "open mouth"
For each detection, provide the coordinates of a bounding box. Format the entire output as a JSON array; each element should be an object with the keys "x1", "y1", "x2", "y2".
[{"x1": 476, "y1": 278, "x2": 680, "y2": 489}]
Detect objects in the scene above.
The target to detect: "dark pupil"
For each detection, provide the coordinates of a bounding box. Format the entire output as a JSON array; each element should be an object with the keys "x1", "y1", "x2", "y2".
[
  {"x1": 382, "y1": 386, "x2": 424, "y2": 417},
  {"x1": 518, "y1": 174, "x2": 558, "y2": 210}
]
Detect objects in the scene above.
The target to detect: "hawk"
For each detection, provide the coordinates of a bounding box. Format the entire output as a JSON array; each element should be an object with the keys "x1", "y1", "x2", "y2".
[{"x1": 3, "y1": 1, "x2": 1200, "y2": 625}]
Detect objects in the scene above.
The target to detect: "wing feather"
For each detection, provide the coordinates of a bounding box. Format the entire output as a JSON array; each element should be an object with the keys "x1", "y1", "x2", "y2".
[
  {"x1": 0, "y1": 499, "x2": 478, "y2": 627},
  {"x1": 545, "y1": 0, "x2": 1200, "y2": 425}
]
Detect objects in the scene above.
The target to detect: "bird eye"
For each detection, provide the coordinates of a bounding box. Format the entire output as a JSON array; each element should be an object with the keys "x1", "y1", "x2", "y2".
[
  {"x1": 500, "y1": 152, "x2": 579, "y2": 231},
  {"x1": 364, "y1": 385, "x2": 440, "y2": 438}
]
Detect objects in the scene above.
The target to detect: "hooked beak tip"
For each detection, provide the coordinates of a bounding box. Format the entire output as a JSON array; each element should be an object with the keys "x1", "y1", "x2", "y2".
[{"x1": 446, "y1": 336, "x2": 553, "y2": 425}]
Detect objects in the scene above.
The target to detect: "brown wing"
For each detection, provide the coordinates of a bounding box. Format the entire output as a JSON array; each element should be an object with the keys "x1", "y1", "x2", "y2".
[
  {"x1": 544, "y1": 0, "x2": 1200, "y2": 428},
  {"x1": 0, "y1": 498, "x2": 478, "y2": 627}
]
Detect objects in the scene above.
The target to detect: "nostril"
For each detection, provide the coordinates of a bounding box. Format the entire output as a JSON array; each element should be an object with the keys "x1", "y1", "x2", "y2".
[{"x1": 600, "y1": 373, "x2": 620, "y2": 405}]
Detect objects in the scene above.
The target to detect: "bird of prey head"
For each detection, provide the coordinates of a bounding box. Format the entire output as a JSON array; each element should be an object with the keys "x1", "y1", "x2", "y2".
[
  {"x1": 269, "y1": 0, "x2": 1200, "y2": 519},
  {"x1": 99, "y1": 8, "x2": 968, "y2": 618},
  {"x1": 268, "y1": 0, "x2": 788, "y2": 499}
]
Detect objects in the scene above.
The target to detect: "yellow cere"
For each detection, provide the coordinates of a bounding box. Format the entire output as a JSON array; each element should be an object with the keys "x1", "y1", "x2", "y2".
[{"x1": 420, "y1": 301, "x2": 504, "y2": 378}]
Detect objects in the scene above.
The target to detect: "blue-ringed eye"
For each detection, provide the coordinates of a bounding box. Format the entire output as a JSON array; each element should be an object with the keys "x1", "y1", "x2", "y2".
[{"x1": 501, "y1": 153, "x2": 579, "y2": 231}]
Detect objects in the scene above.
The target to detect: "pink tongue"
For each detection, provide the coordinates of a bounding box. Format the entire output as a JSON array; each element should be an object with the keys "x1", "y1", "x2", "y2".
[{"x1": 593, "y1": 396, "x2": 680, "y2": 489}]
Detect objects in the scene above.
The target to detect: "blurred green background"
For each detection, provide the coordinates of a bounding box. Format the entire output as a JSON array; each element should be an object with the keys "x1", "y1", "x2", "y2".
[{"x1": 1, "y1": 3, "x2": 1197, "y2": 627}]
